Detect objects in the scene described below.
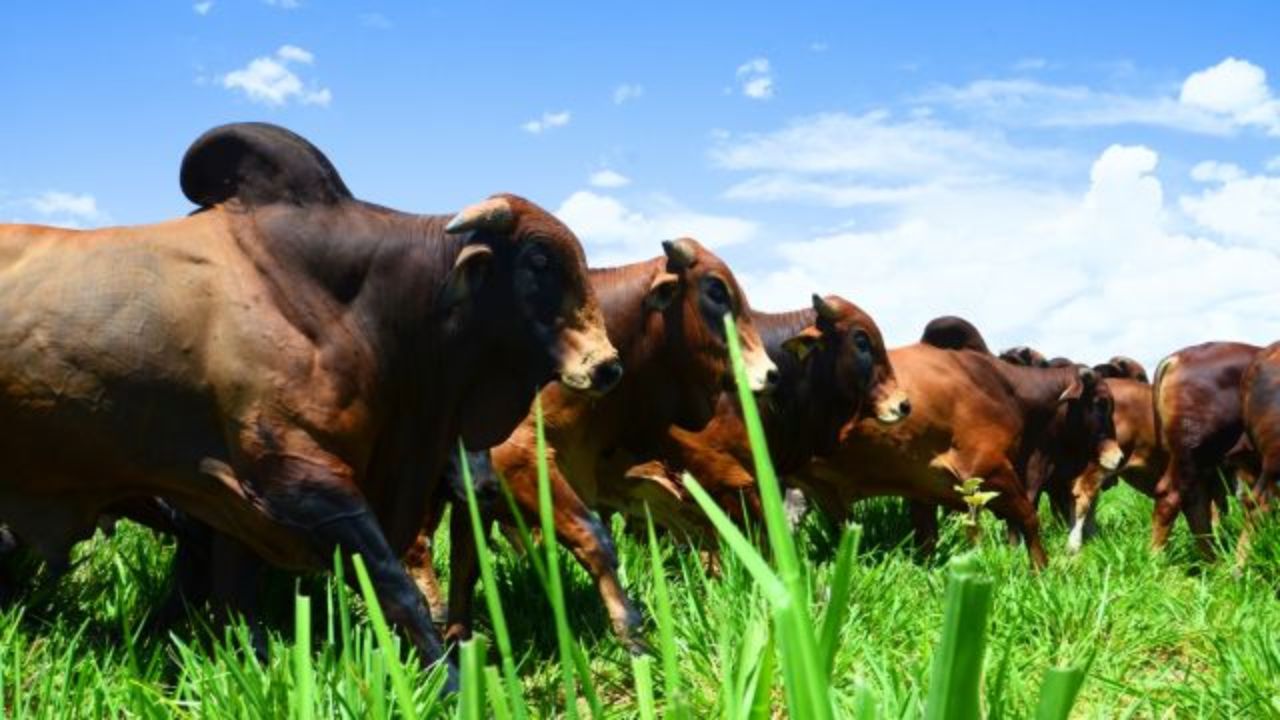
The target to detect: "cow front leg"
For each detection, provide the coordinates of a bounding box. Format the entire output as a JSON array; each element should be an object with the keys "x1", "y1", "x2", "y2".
[{"x1": 985, "y1": 464, "x2": 1048, "y2": 570}]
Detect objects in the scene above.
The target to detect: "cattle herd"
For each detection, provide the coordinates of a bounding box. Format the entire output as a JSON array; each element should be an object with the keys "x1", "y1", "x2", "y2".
[{"x1": 0, "y1": 122, "x2": 1276, "y2": 688}]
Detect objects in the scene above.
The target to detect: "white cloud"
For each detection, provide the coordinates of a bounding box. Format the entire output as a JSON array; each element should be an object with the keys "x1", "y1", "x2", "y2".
[
  {"x1": 737, "y1": 143, "x2": 1280, "y2": 369},
  {"x1": 1180, "y1": 168, "x2": 1280, "y2": 248},
  {"x1": 1179, "y1": 57, "x2": 1280, "y2": 134},
  {"x1": 193, "y1": 1, "x2": 213, "y2": 15},
  {"x1": 711, "y1": 110, "x2": 1075, "y2": 207},
  {"x1": 221, "y1": 45, "x2": 332, "y2": 107},
  {"x1": 1, "y1": 190, "x2": 105, "y2": 229},
  {"x1": 1189, "y1": 160, "x2": 1244, "y2": 183},
  {"x1": 613, "y1": 83, "x2": 644, "y2": 105},
  {"x1": 736, "y1": 57, "x2": 774, "y2": 100},
  {"x1": 521, "y1": 110, "x2": 571, "y2": 134},
  {"x1": 588, "y1": 169, "x2": 631, "y2": 188},
  {"x1": 556, "y1": 191, "x2": 758, "y2": 266}
]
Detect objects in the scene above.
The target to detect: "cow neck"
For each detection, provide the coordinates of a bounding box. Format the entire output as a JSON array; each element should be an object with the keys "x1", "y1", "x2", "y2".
[
  {"x1": 576, "y1": 257, "x2": 673, "y2": 444},
  {"x1": 987, "y1": 360, "x2": 1081, "y2": 438},
  {"x1": 750, "y1": 308, "x2": 841, "y2": 472}
]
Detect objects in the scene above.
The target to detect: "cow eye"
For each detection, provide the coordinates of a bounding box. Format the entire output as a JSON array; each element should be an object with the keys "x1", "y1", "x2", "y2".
[
  {"x1": 853, "y1": 331, "x2": 872, "y2": 354},
  {"x1": 705, "y1": 277, "x2": 730, "y2": 306}
]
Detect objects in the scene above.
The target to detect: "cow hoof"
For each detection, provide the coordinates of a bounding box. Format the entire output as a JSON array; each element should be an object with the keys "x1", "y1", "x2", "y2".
[{"x1": 622, "y1": 633, "x2": 654, "y2": 657}]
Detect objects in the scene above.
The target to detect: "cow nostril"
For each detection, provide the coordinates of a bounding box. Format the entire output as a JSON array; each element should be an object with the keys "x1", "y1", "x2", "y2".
[
  {"x1": 898, "y1": 398, "x2": 912, "y2": 417},
  {"x1": 592, "y1": 359, "x2": 624, "y2": 393},
  {"x1": 765, "y1": 368, "x2": 781, "y2": 388}
]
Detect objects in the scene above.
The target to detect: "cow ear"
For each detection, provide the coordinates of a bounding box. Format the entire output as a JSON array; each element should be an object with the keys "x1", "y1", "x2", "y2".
[
  {"x1": 645, "y1": 272, "x2": 681, "y2": 311},
  {"x1": 440, "y1": 244, "x2": 494, "y2": 309},
  {"x1": 782, "y1": 326, "x2": 824, "y2": 361}
]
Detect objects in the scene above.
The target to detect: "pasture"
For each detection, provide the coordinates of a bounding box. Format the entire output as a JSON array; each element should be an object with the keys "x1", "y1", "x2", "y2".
[{"x1": 3, "y1": 422, "x2": 1279, "y2": 717}]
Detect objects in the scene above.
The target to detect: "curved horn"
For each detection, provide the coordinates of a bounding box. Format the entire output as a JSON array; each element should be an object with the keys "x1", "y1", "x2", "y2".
[
  {"x1": 661, "y1": 238, "x2": 697, "y2": 271},
  {"x1": 812, "y1": 294, "x2": 840, "y2": 323},
  {"x1": 445, "y1": 197, "x2": 514, "y2": 234}
]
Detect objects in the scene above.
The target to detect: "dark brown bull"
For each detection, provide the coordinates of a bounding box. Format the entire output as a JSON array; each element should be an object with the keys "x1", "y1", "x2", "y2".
[
  {"x1": 619, "y1": 294, "x2": 908, "y2": 534},
  {"x1": 791, "y1": 343, "x2": 1119, "y2": 568},
  {"x1": 1231, "y1": 342, "x2": 1280, "y2": 564},
  {"x1": 0, "y1": 123, "x2": 618, "y2": 683},
  {"x1": 1150, "y1": 342, "x2": 1260, "y2": 557},
  {"x1": 412, "y1": 238, "x2": 776, "y2": 648}
]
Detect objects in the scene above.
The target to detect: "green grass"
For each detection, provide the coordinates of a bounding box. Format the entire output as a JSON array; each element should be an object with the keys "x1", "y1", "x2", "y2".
[
  {"x1": 1, "y1": 485, "x2": 1279, "y2": 716},
  {"x1": 2, "y1": 316, "x2": 1280, "y2": 716}
]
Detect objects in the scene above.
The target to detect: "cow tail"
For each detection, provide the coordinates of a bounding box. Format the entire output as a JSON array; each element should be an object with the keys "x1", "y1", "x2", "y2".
[{"x1": 1151, "y1": 354, "x2": 1177, "y2": 453}]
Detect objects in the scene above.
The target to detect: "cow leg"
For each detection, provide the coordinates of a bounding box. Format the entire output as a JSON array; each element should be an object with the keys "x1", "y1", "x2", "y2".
[
  {"x1": 404, "y1": 507, "x2": 447, "y2": 623},
  {"x1": 504, "y1": 469, "x2": 645, "y2": 652},
  {"x1": 908, "y1": 501, "x2": 938, "y2": 557},
  {"x1": 1234, "y1": 463, "x2": 1274, "y2": 569},
  {"x1": 985, "y1": 464, "x2": 1048, "y2": 570},
  {"x1": 1150, "y1": 467, "x2": 1181, "y2": 551},
  {"x1": 1067, "y1": 466, "x2": 1106, "y2": 554},
  {"x1": 443, "y1": 502, "x2": 481, "y2": 644},
  {"x1": 1179, "y1": 465, "x2": 1217, "y2": 561}
]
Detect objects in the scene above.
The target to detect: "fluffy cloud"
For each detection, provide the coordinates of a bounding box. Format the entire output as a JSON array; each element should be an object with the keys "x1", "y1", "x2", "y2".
[
  {"x1": 1, "y1": 191, "x2": 105, "y2": 229},
  {"x1": 588, "y1": 169, "x2": 631, "y2": 188},
  {"x1": 1181, "y1": 167, "x2": 1280, "y2": 248},
  {"x1": 613, "y1": 83, "x2": 644, "y2": 105},
  {"x1": 738, "y1": 144, "x2": 1280, "y2": 368},
  {"x1": 1179, "y1": 57, "x2": 1280, "y2": 134},
  {"x1": 521, "y1": 110, "x2": 571, "y2": 134},
  {"x1": 193, "y1": 1, "x2": 213, "y2": 15},
  {"x1": 221, "y1": 45, "x2": 332, "y2": 107},
  {"x1": 736, "y1": 57, "x2": 774, "y2": 100},
  {"x1": 556, "y1": 191, "x2": 758, "y2": 266}
]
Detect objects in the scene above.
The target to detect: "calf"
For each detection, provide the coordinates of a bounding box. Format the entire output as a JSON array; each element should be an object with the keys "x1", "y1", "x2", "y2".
[
  {"x1": 1150, "y1": 341, "x2": 1260, "y2": 557},
  {"x1": 791, "y1": 344, "x2": 1119, "y2": 568},
  {"x1": 422, "y1": 239, "x2": 776, "y2": 648}
]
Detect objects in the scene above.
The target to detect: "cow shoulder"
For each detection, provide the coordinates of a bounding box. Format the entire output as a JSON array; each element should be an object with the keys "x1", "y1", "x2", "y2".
[{"x1": 180, "y1": 122, "x2": 353, "y2": 208}]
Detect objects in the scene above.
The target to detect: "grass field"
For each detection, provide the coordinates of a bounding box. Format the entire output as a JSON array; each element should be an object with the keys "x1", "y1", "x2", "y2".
[{"x1": 2, "y1": 478, "x2": 1279, "y2": 717}]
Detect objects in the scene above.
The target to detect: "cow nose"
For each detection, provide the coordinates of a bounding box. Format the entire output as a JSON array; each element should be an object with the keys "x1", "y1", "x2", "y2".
[
  {"x1": 764, "y1": 368, "x2": 781, "y2": 391},
  {"x1": 898, "y1": 398, "x2": 912, "y2": 418},
  {"x1": 591, "y1": 358, "x2": 624, "y2": 394}
]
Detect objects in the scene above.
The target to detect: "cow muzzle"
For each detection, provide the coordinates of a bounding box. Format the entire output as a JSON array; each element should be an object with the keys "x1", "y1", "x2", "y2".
[
  {"x1": 743, "y1": 344, "x2": 778, "y2": 394},
  {"x1": 558, "y1": 321, "x2": 623, "y2": 397},
  {"x1": 875, "y1": 389, "x2": 911, "y2": 424},
  {"x1": 1098, "y1": 441, "x2": 1124, "y2": 472}
]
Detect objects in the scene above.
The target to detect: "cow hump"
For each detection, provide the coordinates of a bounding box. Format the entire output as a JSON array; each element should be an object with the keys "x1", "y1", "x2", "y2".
[{"x1": 180, "y1": 122, "x2": 353, "y2": 208}]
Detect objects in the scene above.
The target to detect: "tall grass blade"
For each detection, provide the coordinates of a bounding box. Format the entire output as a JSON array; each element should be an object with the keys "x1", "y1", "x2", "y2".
[
  {"x1": 1034, "y1": 664, "x2": 1090, "y2": 720},
  {"x1": 644, "y1": 505, "x2": 685, "y2": 718},
  {"x1": 818, "y1": 524, "x2": 861, "y2": 679},
  {"x1": 351, "y1": 553, "x2": 419, "y2": 719},
  {"x1": 458, "y1": 443, "x2": 529, "y2": 720},
  {"x1": 293, "y1": 594, "x2": 314, "y2": 720},
  {"x1": 924, "y1": 553, "x2": 992, "y2": 720},
  {"x1": 458, "y1": 635, "x2": 487, "y2": 720},
  {"x1": 631, "y1": 654, "x2": 657, "y2": 720}
]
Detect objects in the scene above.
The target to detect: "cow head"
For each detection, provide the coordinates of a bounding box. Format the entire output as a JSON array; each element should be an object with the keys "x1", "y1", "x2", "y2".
[
  {"x1": 646, "y1": 238, "x2": 776, "y2": 430},
  {"x1": 444, "y1": 194, "x2": 621, "y2": 447},
  {"x1": 1057, "y1": 366, "x2": 1124, "y2": 473},
  {"x1": 781, "y1": 294, "x2": 909, "y2": 452}
]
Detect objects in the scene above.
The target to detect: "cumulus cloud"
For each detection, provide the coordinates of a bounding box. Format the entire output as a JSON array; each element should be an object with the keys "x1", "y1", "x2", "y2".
[
  {"x1": 1179, "y1": 57, "x2": 1280, "y2": 134},
  {"x1": 193, "y1": 1, "x2": 213, "y2": 15},
  {"x1": 588, "y1": 169, "x2": 631, "y2": 188},
  {"x1": 30, "y1": 191, "x2": 99, "y2": 219},
  {"x1": 556, "y1": 191, "x2": 758, "y2": 266},
  {"x1": 522, "y1": 110, "x2": 571, "y2": 134},
  {"x1": 613, "y1": 83, "x2": 644, "y2": 105},
  {"x1": 1, "y1": 190, "x2": 105, "y2": 229},
  {"x1": 738, "y1": 144, "x2": 1280, "y2": 368},
  {"x1": 221, "y1": 45, "x2": 332, "y2": 107},
  {"x1": 736, "y1": 57, "x2": 774, "y2": 100},
  {"x1": 1180, "y1": 167, "x2": 1280, "y2": 248}
]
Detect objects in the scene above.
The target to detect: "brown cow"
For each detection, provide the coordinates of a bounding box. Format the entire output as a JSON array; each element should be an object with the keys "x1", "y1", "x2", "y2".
[
  {"x1": 1150, "y1": 341, "x2": 1260, "y2": 557},
  {"x1": 420, "y1": 238, "x2": 776, "y2": 648},
  {"x1": 791, "y1": 343, "x2": 1120, "y2": 568},
  {"x1": 1231, "y1": 342, "x2": 1280, "y2": 564},
  {"x1": 0, "y1": 123, "x2": 618, "y2": 684},
  {"x1": 1094, "y1": 356, "x2": 1150, "y2": 383},
  {"x1": 617, "y1": 294, "x2": 909, "y2": 534}
]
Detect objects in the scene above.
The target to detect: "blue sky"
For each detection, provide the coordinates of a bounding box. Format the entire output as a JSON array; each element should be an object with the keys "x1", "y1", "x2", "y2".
[{"x1": 4, "y1": 1, "x2": 1280, "y2": 366}]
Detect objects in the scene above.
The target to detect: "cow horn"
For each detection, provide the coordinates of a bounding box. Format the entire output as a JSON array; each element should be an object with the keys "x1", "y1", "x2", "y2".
[
  {"x1": 662, "y1": 238, "x2": 697, "y2": 271},
  {"x1": 812, "y1": 294, "x2": 840, "y2": 322},
  {"x1": 445, "y1": 197, "x2": 514, "y2": 234}
]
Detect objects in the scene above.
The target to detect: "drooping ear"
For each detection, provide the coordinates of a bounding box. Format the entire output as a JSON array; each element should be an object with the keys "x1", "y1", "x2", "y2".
[
  {"x1": 1092, "y1": 361, "x2": 1125, "y2": 379},
  {"x1": 782, "y1": 326, "x2": 824, "y2": 361},
  {"x1": 439, "y1": 244, "x2": 494, "y2": 310},
  {"x1": 644, "y1": 272, "x2": 681, "y2": 311},
  {"x1": 445, "y1": 197, "x2": 515, "y2": 235}
]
